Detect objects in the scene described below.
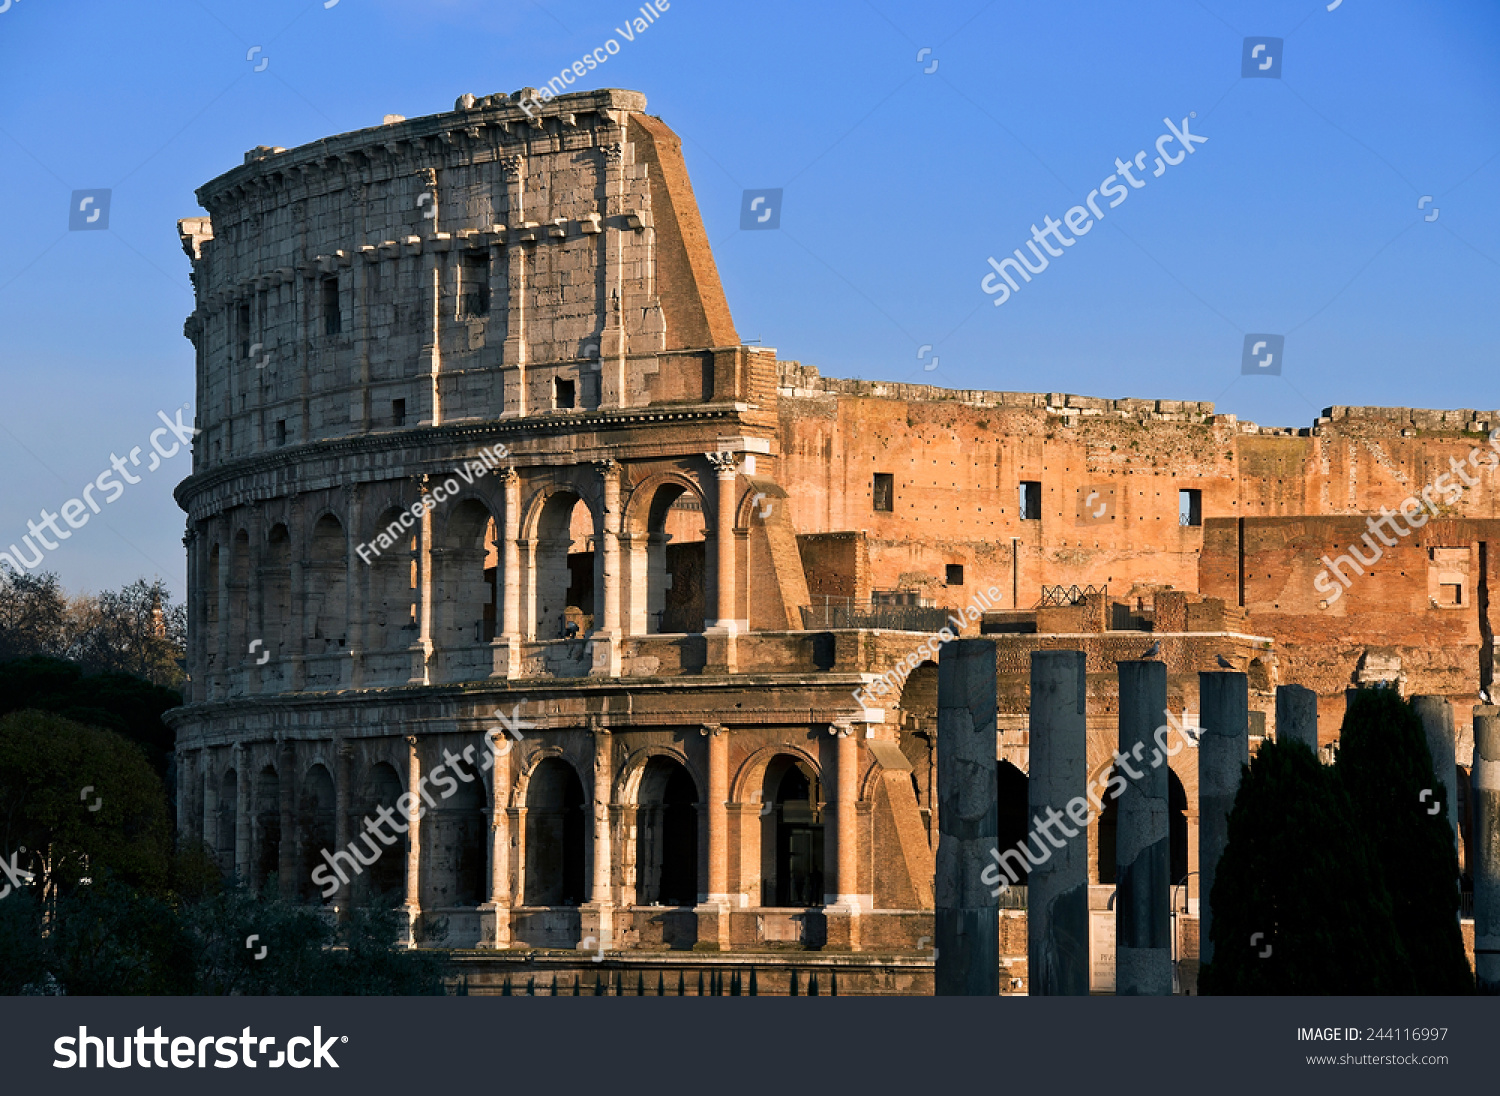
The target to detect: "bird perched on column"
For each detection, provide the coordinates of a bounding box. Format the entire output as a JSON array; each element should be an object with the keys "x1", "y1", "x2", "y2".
[
  {"x1": 1215, "y1": 654, "x2": 1234, "y2": 669},
  {"x1": 1141, "y1": 640, "x2": 1161, "y2": 659}
]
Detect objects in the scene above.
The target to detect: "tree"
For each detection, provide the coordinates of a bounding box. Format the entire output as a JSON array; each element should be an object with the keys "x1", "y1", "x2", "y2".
[
  {"x1": 0, "y1": 571, "x2": 70, "y2": 662},
  {"x1": 67, "y1": 578, "x2": 187, "y2": 690},
  {"x1": 1199, "y1": 738, "x2": 1414, "y2": 993},
  {"x1": 1337, "y1": 686, "x2": 1473, "y2": 993},
  {"x1": 0, "y1": 710, "x2": 172, "y2": 903},
  {"x1": 0, "y1": 657, "x2": 181, "y2": 779}
]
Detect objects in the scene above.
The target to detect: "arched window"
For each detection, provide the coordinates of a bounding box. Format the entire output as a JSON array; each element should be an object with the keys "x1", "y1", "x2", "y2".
[
  {"x1": 217, "y1": 769, "x2": 238, "y2": 875},
  {"x1": 1097, "y1": 770, "x2": 1118, "y2": 885},
  {"x1": 761, "y1": 757, "x2": 824, "y2": 908},
  {"x1": 358, "y1": 762, "x2": 405, "y2": 903},
  {"x1": 637, "y1": 757, "x2": 698, "y2": 906},
  {"x1": 309, "y1": 515, "x2": 348, "y2": 654},
  {"x1": 997, "y1": 760, "x2": 1030, "y2": 886},
  {"x1": 525, "y1": 758, "x2": 586, "y2": 906},
  {"x1": 299, "y1": 763, "x2": 337, "y2": 902},
  {"x1": 532, "y1": 493, "x2": 596, "y2": 640},
  {"x1": 264, "y1": 524, "x2": 291, "y2": 660},
  {"x1": 253, "y1": 765, "x2": 281, "y2": 892},
  {"x1": 368, "y1": 509, "x2": 416, "y2": 651},
  {"x1": 437, "y1": 499, "x2": 500, "y2": 647},
  {"x1": 1169, "y1": 769, "x2": 1189, "y2": 888},
  {"x1": 639, "y1": 484, "x2": 706, "y2": 634}
]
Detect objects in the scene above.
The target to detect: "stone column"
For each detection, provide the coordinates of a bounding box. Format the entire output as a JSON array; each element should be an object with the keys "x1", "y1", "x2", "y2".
[
  {"x1": 1116, "y1": 660, "x2": 1171, "y2": 995},
  {"x1": 494, "y1": 467, "x2": 523, "y2": 678},
  {"x1": 579, "y1": 724, "x2": 614, "y2": 951},
  {"x1": 1199, "y1": 671, "x2": 1249, "y2": 969},
  {"x1": 277, "y1": 738, "x2": 296, "y2": 899},
  {"x1": 345, "y1": 485, "x2": 365, "y2": 689},
  {"x1": 935, "y1": 639, "x2": 999, "y2": 995},
  {"x1": 202, "y1": 752, "x2": 219, "y2": 870},
  {"x1": 409, "y1": 477, "x2": 434, "y2": 685},
  {"x1": 478, "y1": 729, "x2": 513, "y2": 948},
  {"x1": 1475, "y1": 707, "x2": 1500, "y2": 993},
  {"x1": 826, "y1": 721, "x2": 863, "y2": 950},
  {"x1": 234, "y1": 743, "x2": 250, "y2": 884},
  {"x1": 334, "y1": 739, "x2": 352, "y2": 911},
  {"x1": 500, "y1": 155, "x2": 528, "y2": 416},
  {"x1": 591, "y1": 459, "x2": 623, "y2": 677},
  {"x1": 596, "y1": 142, "x2": 628, "y2": 407},
  {"x1": 215, "y1": 519, "x2": 231, "y2": 697},
  {"x1": 1028, "y1": 650, "x2": 1089, "y2": 995},
  {"x1": 695, "y1": 723, "x2": 732, "y2": 949},
  {"x1": 1413, "y1": 696, "x2": 1460, "y2": 860},
  {"x1": 1275, "y1": 684, "x2": 1319, "y2": 753},
  {"x1": 705, "y1": 452, "x2": 739, "y2": 672},
  {"x1": 403, "y1": 735, "x2": 422, "y2": 947}
]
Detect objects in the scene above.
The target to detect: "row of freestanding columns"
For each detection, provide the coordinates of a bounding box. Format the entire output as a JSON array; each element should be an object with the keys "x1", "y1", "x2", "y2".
[{"x1": 937, "y1": 643, "x2": 1495, "y2": 993}]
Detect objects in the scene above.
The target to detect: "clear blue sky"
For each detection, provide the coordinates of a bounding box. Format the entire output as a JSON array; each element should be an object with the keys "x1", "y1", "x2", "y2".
[{"x1": 1, "y1": 0, "x2": 1497, "y2": 601}]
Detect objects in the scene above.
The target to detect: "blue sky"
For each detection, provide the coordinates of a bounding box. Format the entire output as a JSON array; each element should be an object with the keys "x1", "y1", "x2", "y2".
[{"x1": 1, "y1": 0, "x2": 1497, "y2": 600}]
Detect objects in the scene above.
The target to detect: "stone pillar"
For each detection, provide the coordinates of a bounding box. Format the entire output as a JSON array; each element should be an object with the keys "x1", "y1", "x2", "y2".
[
  {"x1": 591, "y1": 459, "x2": 623, "y2": 677},
  {"x1": 1028, "y1": 650, "x2": 1089, "y2": 995},
  {"x1": 1413, "y1": 696, "x2": 1461, "y2": 859},
  {"x1": 1199, "y1": 671, "x2": 1249, "y2": 969},
  {"x1": 409, "y1": 477, "x2": 434, "y2": 685},
  {"x1": 825, "y1": 722, "x2": 863, "y2": 950},
  {"x1": 705, "y1": 451, "x2": 739, "y2": 672},
  {"x1": 935, "y1": 639, "x2": 999, "y2": 995},
  {"x1": 478, "y1": 729, "x2": 513, "y2": 948},
  {"x1": 596, "y1": 142, "x2": 629, "y2": 407},
  {"x1": 277, "y1": 739, "x2": 296, "y2": 899},
  {"x1": 345, "y1": 485, "x2": 365, "y2": 689},
  {"x1": 215, "y1": 521, "x2": 231, "y2": 697},
  {"x1": 579, "y1": 724, "x2": 614, "y2": 951},
  {"x1": 403, "y1": 735, "x2": 422, "y2": 947},
  {"x1": 1475, "y1": 708, "x2": 1500, "y2": 993},
  {"x1": 695, "y1": 723, "x2": 732, "y2": 949},
  {"x1": 234, "y1": 743, "x2": 250, "y2": 884},
  {"x1": 500, "y1": 155, "x2": 528, "y2": 416},
  {"x1": 1116, "y1": 660, "x2": 1171, "y2": 995},
  {"x1": 334, "y1": 739, "x2": 352, "y2": 911},
  {"x1": 1275, "y1": 684, "x2": 1319, "y2": 753},
  {"x1": 202, "y1": 752, "x2": 219, "y2": 869},
  {"x1": 495, "y1": 467, "x2": 523, "y2": 677}
]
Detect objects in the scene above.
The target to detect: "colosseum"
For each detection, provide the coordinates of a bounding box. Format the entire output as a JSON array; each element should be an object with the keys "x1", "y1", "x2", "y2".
[{"x1": 170, "y1": 86, "x2": 1499, "y2": 993}]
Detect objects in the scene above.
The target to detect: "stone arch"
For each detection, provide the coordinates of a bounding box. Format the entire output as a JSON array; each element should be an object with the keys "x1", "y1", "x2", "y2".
[
  {"x1": 524, "y1": 755, "x2": 588, "y2": 906},
  {"x1": 624, "y1": 473, "x2": 708, "y2": 635},
  {"x1": 206, "y1": 540, "x2": 221, "y2": 673},
  {"x1": 308, "y1": 513, "x2": 348, "y2": 655},
  {"x1": 758, "y1": 752, "x2": 825, "y2": 908},
  {"x1": 730, "y1": 742, "x2": 823, "y2": 805},
  {"x1": 996, "y1": 760, "x2": 1029, "y2": 886},
  {"x1": 253, "y1": 764, "x2": 281, "y2": 892},
  {"x1": 264, "y1": 524, "x2": 292, "y2": 660},
  {"x1": 615, "y1": 744, "x2": 701, "y2": 804},
  {"x1": 217, "y1": 767, "x2": 239, "y2": 874},
  {"x1": 425, "y1": 748, "x2": 486, "y2": 909},
  {"x1": 298, "y1": 762, "x2": 337, "y2": 902},
  {"x1": 634, "y1": 755, "x2": 699, "y2": 907},
  {"x1": 524, "y1": 485, "x2": 600, "y2": 640},
  {"x1": 1168, "y1": 767, "x2": 1189, "y2": 888},
  {"x1": 367, "y1": 506, "x2": 417, "y2": 651},
  {"x1": 434, "y1": 497, "x2": 500, "y2": 648},
  {"x1": 355, "y1": 761, "x2": 405, "y2": 903}
]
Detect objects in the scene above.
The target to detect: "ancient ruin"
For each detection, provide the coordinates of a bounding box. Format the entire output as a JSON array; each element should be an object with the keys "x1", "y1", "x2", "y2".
[{"x1": 170, "y1": 86, "x2": 1499, "y2": 992}]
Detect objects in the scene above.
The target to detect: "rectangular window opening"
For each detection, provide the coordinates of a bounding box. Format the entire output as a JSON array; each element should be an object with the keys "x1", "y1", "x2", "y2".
[
  {"x1": 1019, "y1": 481, "x2": 1042, "y2": 521},
  {"x1": 460, "y1": 252, "x2": 490, "y2": 317},
  {"x1": 946, "y1": 564, "x2": 964, "y2": 586},
  {"x1": 554, "y1": 377, "x2": 576, "y2": 410},
  {"x1": 321, "y1": 276, "x2": 341, "y2": 336},
  {"x1": 237, "y1": 302, "x2": 251, "y2": 360},
  {"x1": 274, "y1": 419, "x2": 287, "y2": 446},
  {"x1": 1179, "y1": 488, "x2": 1202, "y2": 527},
  {"x1": 392, "y1": 398, "x2": 406, "y2": 427},
  {"x1": 873, "y1": 472, "x2": 894, "y2": 512},
  {"x1": 1439, "y1": 582, "x2": 1463, "y2": 607}
]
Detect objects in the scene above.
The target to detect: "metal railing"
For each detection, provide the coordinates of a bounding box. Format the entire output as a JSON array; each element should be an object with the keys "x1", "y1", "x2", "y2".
[
  {"x1": 1036, "y1": 584, "x2": 1107, "y2": 608},
  {"x1": 799, "y1": 598, "x2": 952, "y2": 633}
]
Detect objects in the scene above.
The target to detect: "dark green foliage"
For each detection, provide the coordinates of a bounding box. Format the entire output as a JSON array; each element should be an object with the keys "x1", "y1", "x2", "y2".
[
  {"x1": 1337, "y1": 688, "x2": 1473, "y2": 993},
  {"x1": 1200, "y1": 738, "x2": 1414, "y2": 993},
  {"x1": 0, "y1": 657, "x2": 181, "y2": 778}
]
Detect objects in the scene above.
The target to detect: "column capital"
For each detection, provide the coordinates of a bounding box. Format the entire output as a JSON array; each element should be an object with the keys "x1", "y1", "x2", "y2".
[
  {"x1": 497, "y1": 465, "x2": 520, "y2": 486},
  {"x1": 405, "y1": 734, "x2": 419, "y2": 748},
  {"x1": 699, "y1": 723, "x2": 728, "y2": 737},
  {"x1": 593, "y1": 457, "x2": 621, "y2": 479},
  {"x1": 705, "y1": 450, "x2": 738, "y2": 476},
  {"x1": 827, "y1": 721, "x2": 857, "y2": 738}
]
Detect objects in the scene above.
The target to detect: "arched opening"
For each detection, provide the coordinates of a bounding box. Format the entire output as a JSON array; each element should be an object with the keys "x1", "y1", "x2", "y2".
[
  {"x1": 205, "y1": 543, "x2": 221, "y2": 673},
  {"x1": 533, "y1": 492, "x2": 597, "y2": 640},
  {"x1": 298, "y1": 763, "x2": 337, "y2": 902},
  {"x1": 309, "y1": 515, "x2": 348, "y2": 653},
  {"x1": 893, "y1": 662, "x2": 939, "y2": 843},
  {"x1": 429, "y1": 761, "x2": 486, "y2": 908},
  {"x1": 525, "y1": 758, "x2": 586, "y2": 906},
  {"x1": 253, "y1": 766, "x2": 281, "y2": 892},
  {"x1": 761, "y1": 756, "x2": 824, "y2": 908},
  {"x1": 229, "y1": 530, "x2": 249, "y2": 665},
  {"x1": 637, "y1": 757, "x2": 698, "y2": 906},
  {"x1": 1097, "y1": 770, "x2": 1118, "y2": 885},
  {"x1": 217, "y1": 769, "x2": 238, "y2": 875},
  {"x1": 264, "y1": 524, "x2": 291, "y2": 660},
  {"x1": 997, "y1": 760, "x2": 1029, "y2": 887},
  {"x1": 641, "y1": 483, "x2": 706, "y2": 634},
  {"x1": 1168, "y1": 769, "x2": 1189, "y2": 888},
  {"x1": 437, "y1": 499, "x2": 500, "y2": 647},
  {"x1": 357, "y1": 762, "x2": 405, "y2": 903},
  {"x1": 368, "y1": 508, "x2": 417, "y2": 651}
]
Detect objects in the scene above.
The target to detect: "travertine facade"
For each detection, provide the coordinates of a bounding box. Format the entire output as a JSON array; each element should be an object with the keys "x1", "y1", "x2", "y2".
[{"x1": 169, "y1": 87, "x2": 1495, "y2": 984}]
